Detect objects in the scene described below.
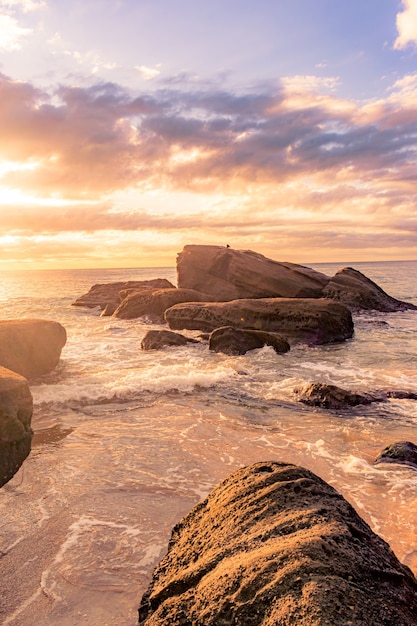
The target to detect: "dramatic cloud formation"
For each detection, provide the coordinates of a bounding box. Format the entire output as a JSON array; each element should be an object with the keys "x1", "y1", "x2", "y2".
[{"x1": 395, "y1": 0, "x2": 417, "y2": 49}]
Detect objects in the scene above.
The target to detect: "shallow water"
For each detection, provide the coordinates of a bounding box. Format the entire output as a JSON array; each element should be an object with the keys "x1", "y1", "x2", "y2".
[{"x1": 0, "y1": 261, "x2": 416, "y2": 625}]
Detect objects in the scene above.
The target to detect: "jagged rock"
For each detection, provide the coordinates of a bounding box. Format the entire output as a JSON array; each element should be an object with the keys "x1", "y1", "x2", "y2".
[
  {"x1": 0, "y1": 319, "x2": 67, "y2": 380},
  {"x1": 141, "y1": 330, "x2": 199, "y2": 350},
  {"x1": 177, "y1": 245, "x2": 328, "y2": 300},
  {"x1": 138, "y1": 461, "x2": 417, "y2": 626},
  {"x1": 165, "y1": 298, "x2": 354, "y2": 345},
  {"x1": 322, "y1": 267, "x2": 417, "y2": 312},
  {"x1": 374, "y1": 441, "x2": 417, "y2": 469},
  {"x1": 100, "y1": 302, "x2": 118, "y2": 317},
  {"x1": 71, "y1": 279, "x2": 175, "y2": 309},
  {"x1": 114, "y1": 288, "x2": 215, "y2": 322},
  {"x1": 295, "y1": 382, "x2": 374, "y2": 409},
  {"x1": 0, "y1": 366, "x2": 33, "y2": 487},
  {"x1": 209, "y1": 326, "x2": 290, "y2": 356}
]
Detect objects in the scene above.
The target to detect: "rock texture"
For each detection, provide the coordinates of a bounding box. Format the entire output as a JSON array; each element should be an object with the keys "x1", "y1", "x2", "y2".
[
  {"x1": 114, "y1": 288, "x2": 215, "y2": 322},
  {"x1": 374, "y1": 441, "x2": 417, "y2": 469},
  {"x1": 0, "y1": 319, "x2": 67, "y2": 380},
  {"x1": 322, "y1": 267, "x2": 417, "y2": 312},
  {"x1": 138, "y1": 462, "x2": 417, "y2": 626},
  {"x1": 295, "y1": 382, "x2": 374, "y2": 409},
  {"x1": 209, "y1": 326, "x2": 290, "y2": 356},
  {"x1": 165, "y1": 298, "x2": 354, "y2": 345},
  {"x1": 141, "y1": 330, "x2": 199, "y2": 351},
  {"x1": 71, "y1": 279, "x2": 175, "y2": 309},
  {"x1": 177, "y1": 245, "x2": 328, "y2": 301},
  {"x1": 0, "y1": 366, "x2": 33, "y2": 487}
]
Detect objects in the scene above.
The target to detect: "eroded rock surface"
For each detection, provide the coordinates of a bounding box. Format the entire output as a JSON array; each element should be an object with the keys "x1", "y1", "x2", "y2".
[
  {"x1": 0, "y1": 319, "x2": 67, "y2": 380},
  {"x1": 209, "y1": 326, "x2": 290, "y2": 355},
  {"x1": 138, "y1": 461, "x2": 417, "y2": 626},
  {"x1": 141, "y1": 330, "x2": 199, "y2": 350},
  {"x1": 114, "y1": 288, "x2": 215, "y2": 321},
  {"x1": 0, "y1": 366, "x2": 33, "y2": 487},
  {"x1": 177, "y1": 245, "x2": 328, "y2": 301},
  {"x1": 374, "y1": 441, "x2": 417, "y2": 469},
  {"x1": 72, "y1": 279, "x2": 175, "y2": 309},
  {"x1": 165, "y1": 298, "x2": 354, "y2": 345}
]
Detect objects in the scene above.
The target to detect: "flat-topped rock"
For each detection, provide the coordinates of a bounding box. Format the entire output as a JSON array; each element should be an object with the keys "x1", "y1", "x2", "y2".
[
  {"x1": 322, "y1": 267, "x2": 417, "y2": 312},
  {"x1": 295, "y1": 382, "x2": 374, "y2": 409},
  {"x1": 139, "y1": 461, "x2": 417, "y2": 625},
  {"x1": 177, "y1": 245, "x2": 328, "y2": 301},
  {"x1": 72, "y1": 279, "x2": 175, "y2": 309},
  {"x1": 0, "y1": 319, "x2": 67, "y2": 380},
  {"x1": 165, "y1": 298, "x2": 354, "y2": 345},
  {"x1": 114, "y1": 288, "x2": 215, "y2": 322},
  {"x1": 0, "y1": 366, "x2": 33, "y2": 487}
]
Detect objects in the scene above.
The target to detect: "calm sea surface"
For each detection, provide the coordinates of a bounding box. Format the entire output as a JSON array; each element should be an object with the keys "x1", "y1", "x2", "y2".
[{"x1": 0, "y1": 261, "x2": 416, "y2": 625}]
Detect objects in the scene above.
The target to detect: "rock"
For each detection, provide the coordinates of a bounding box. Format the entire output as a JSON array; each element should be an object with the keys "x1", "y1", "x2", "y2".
[
  {"x1": 0, "y1": 366, "x2": 33, "y2": 487},
  {"x1": 114, "y1": 288, "x2": 215, "y2": 322},
  {"x1": 374, "y1": 441, "x2": 417, "y2": 469},
  {"x1": 295, "y1": 382, "x2": 374, "y2": 409},
  {"x1": 141, "y1": 330, "x2": 199, "y2": 350},
  {"x1": 209, "y1": 326, "x2": 290, "y2": 356},
  {"x1": 0, "y1": 319, "x2": 67, "y2": 380},
  {"x1": 138, "y1": 461, "x2": 417, "y2": 626},
  {"x1": 177, "y1": 245, "x2": 329, "y2": 301},
  {"x1": 322, "y1": 267, "x2": 417, "y2": 312},
  {"x1": 100, "y1": 302, "x2": 118, "y2": 317},
  {"x1": 165, "y1": 298, "x2": 354, "y2": 345},
  {"x1": 71, "y1": 279, "x2": 175, "y2": 309}
]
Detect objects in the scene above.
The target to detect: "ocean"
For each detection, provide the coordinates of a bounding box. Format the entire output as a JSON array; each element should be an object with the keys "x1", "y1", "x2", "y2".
[{"x1": 0, "y1": 260, "x2": 416, "y2": 625}]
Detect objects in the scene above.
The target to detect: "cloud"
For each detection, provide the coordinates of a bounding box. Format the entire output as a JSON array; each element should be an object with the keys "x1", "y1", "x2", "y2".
[
  {"x1": 0, "y1": 0, "x2": 45, "y2": 11},
  {"x1": 135, "y1": 64, "x2": 161, "y2": 80},
  {"x1": 394, "y1": 0, "x2": 417, "y2": 49},
  {"x1": 0, "y1": 13, "x2": 31, "y2": 50}
]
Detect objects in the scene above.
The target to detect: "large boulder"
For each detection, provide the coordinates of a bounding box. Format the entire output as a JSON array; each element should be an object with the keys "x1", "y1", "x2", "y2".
[
  {"x1": 138, "y1": 462, "x2": 417, "y2": 626},
  {"x1": 177, "y1": 245, "x2": 328, "y2": 301},
  {"x1": 0, "y1": 319, "x2": 67, "y2": 380},
  {"x1": 295, "y1": 382, "x2": 374, "y2": 409},
  {"x1": 0, "y1": 366, "x2": 33, "y2": 487},
  {"x1": 322, "y1": 267, "x2": 417, "y2": 312},
  {"x1": 165, "y1": 298, "x2": 354, "y2": 345},
  {"x1": 114, "y1": 288, "x2": 215, "y2": 322},
  {"x1": 141, "y1": 330, "x2": 199, "y2": 350},
  {"x1": 209, "y1": 326, "x2": 290, "y2": 356},
  {"x1": 71, "y1": 279, "x2": 175, "y2": 309}
]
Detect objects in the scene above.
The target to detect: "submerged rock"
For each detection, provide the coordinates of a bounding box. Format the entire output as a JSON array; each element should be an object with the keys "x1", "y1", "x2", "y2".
[
  {"x1": 374, "y1": 441, "x2": 417, "y2": 469},
  {"x1": 141, "y1": 330, "x2": 199, "y2": 350},
  {"x1": 209, "y1": 326, "x2": 290, "y2": 356},
  {"x1": 177, "y1": 245, "x2": 328, "y2": 301},
  {"x1": 0, "y1": 319, "x2": 67, "y2": 380},
  {"x1": 114, "y1": 288, "x2": 215, "y2": 322},
  {"x1": 295, "y1": 382, "x2": 374, "y2": 409},
  {"x1": 165, "y1": 298, "x2": 354, "y2": 345},
  {"x1": 138, "y1": 461, "x2": 417, "y2": 625},
  {"x1": 0, "y1": 366, "x2": 33, "y2": 487},
  {"x1": 72, "y1": 279, "x2": 175, "y2": 309},
  {"x1": 322, "y1": 267, "x2": 417, "y2": 312}
]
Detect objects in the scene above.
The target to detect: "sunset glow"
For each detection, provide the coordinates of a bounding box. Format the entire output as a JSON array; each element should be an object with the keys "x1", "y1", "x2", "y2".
[{"x1": 0, "y1": 0, "x2": 417, "y2": 269}]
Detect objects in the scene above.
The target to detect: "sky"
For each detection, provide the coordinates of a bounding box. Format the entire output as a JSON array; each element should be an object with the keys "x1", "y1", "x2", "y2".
[{"x1": 0, "y1": 0, "x2": 417, "y2": 269}]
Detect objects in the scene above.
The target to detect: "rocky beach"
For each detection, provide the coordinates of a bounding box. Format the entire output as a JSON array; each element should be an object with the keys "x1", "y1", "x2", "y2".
[{"x1": 0, "y1": 247, "x2": 417, "y2": 625}]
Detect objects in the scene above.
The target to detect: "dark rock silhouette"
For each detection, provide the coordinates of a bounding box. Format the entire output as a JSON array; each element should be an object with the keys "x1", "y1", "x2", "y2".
[
  {"x1": 138, "y1": 462, "x2": 417, "y2": 625},
  {"x1": 295, "y1": 382, "x2": 374, "y2": 409},
  {"x1": 209, "y1": 326, "x2": 290, "y2": 355},
  {"x1": 374, "y1": 441, "x2": 417, "y2": 469},
  {"x1": 141, "y1": 330, "x2": 199, "y2": 350}
]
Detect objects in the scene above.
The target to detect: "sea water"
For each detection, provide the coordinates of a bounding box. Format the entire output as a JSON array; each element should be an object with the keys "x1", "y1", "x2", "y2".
[{"x1": 0, "y1": 261, "x2": 416, "y2": 625}]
